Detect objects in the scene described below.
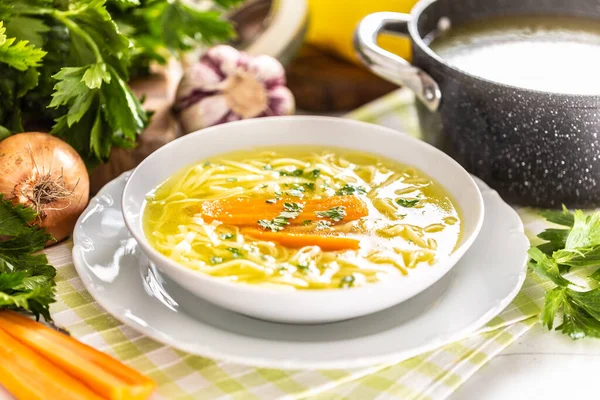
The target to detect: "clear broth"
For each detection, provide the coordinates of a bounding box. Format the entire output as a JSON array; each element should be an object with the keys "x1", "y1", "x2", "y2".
[{"x1": 430, "y1": 15, "x2": 600, "y2": 94}]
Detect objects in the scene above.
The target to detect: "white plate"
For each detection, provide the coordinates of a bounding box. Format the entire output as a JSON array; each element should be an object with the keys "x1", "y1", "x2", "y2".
[{"x1": 73, "y1": 172, "x2": 528, "y2": 370}]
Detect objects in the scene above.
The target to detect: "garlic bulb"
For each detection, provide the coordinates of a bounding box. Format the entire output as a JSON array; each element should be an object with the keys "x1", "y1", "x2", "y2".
[{"x1": 175, "y1": 45, "x2": 295, "y2": 133}]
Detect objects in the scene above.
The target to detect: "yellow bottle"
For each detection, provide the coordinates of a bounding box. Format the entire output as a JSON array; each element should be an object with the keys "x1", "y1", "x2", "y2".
[{"x1": 305, "y1": 0, "x2": 418, "y2": 64}]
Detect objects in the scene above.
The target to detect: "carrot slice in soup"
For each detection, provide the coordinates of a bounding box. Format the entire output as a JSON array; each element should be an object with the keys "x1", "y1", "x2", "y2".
[
  {"x1": 197, "y1": 196, "x2": 368, "y2": 226},
  {"x1": 241, "y1": 228, "x2": 360, "y2": 251}
]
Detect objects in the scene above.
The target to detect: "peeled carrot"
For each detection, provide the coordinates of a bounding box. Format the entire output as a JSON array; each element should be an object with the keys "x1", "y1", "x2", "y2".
[
  {"x1": 0, "y1": 326, "x2": 104, "y2": 400},
  {"x1": 0, "y1": 312, "x2": 156, "y2": 400},
  {"x1": 242, "y1": 228, "x2": 360, "y2": 251},
  {"x1": 198, "y1": 196, "x2": 368, "y2": 226}
]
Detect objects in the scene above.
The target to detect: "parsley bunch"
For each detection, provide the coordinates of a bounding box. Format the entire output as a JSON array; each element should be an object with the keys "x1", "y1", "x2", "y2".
[
  {"x1": 529, "y1": 206, "x2": 600, "y2": 339},
  {"x1": 0, "y1": 0, "x2": 241, "y2": 166},
  {"x1": 0, "y1": 195, "x2": 55, "y2": 321}
]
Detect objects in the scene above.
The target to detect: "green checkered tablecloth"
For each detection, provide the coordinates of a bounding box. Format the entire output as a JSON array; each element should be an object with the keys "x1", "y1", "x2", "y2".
[{"x1": 44, "y1": 89, "x2": 552, "y2": 399}]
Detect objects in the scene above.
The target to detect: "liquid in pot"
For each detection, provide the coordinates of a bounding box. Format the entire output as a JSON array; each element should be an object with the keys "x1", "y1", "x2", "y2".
[{"x1": 429, "y1": 15, "x2": 600, "y2": 95}]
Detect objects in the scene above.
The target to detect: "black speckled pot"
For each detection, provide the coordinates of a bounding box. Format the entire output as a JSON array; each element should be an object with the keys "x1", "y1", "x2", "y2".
[{"x1": 355, "y1": 0, "x2": 600, "y2": 208}]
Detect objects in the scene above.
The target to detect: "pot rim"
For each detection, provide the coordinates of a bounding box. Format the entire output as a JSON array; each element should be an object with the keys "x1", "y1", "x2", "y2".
[{"x1": 408, "y1": 0, "x2": 600, "y2": 100}]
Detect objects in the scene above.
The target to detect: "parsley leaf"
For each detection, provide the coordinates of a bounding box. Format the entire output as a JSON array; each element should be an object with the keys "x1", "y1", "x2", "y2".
[
  {"x1": 258, "y1": 202, "x2": 304, "y2": 231},
  {"x1": 279, "y1": 168, "x2": 304, "y2": 177},
  {"x1": 530, "y1": 206, "x2": 600, "y2": 339},
  {"x1": 315, "y1": 220, "x2": 332, "y2": 230},
  {"x1": 306, "y1": 169, "x2": 320, "y2": 179},
  {"x1": 540, "y1": 205, "x2": 575, "y2": 227},
  {"x1": 537, "y1": 228, "x2": 570, "y2": 256},
  {"x1": 288, "y1": 184, "x2": 306, "y2": 198},
  {"x1": 590, "y1": 268, "x2": 600, "y2": 283},
  {"x1": 297, "y1": 262, "x2": 309, "y2": 273},
  {"x1": 527, "y1": 247, "x2": 572, "y2": 287},
  {"x1": 339, "y1": 275, "x2": 355, "y2": 288},
  {"x1": 227, "y1": 247, "x2": 243, "y2": 259},
  {"x1": 0, "y1": 21, "x2": 46, "y2": 71},
  {"x1": 0, "y1": 195, "x2": 55, "y2": 321},
  {"x1": 283, "y1": 202, "x2": 303, "y2": 212},
  {"x1": 396, "y1": 198, "x2": 419, "y2": 208},
  {"x1": 219, "y1": 233, "x2": 235, "y2": 240},
  {"x1": 210, "y1": 256, "x2": 223, "y2": 264},
  {"x1": 258, "y1": 219, "x2": 284, "y2": 232},
  {"x1": 336, "y1": 184, "x2": 367, "y2": 196},
  {"x1": 543, "y1": 287, "x2": 600, "y2": 339},
  {"x1": 315, "y1": 206, "x2": 346, "y2": 222}
]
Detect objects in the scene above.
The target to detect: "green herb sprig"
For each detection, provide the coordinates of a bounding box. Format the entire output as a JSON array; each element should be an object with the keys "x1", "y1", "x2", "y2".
[
  {"x1": 530, "y1": 206, "x2": 600, "y2": 339},
  {"x1": 0, "y1": 0, "x2": 241, "y2": 165},
  {"x1": 396, "y1": 198, "x2": 419, "y2": 208},
  {"x1": 0, "y1": 195, "x2": 55, "y2": 321},
  {"x1": 336, "y1": 184, "x2": 367, "y2": 196},
  {"x1": 315, "y1": 206, "x2": 346, "y2": 222},
  {"x1": 258, "y1": 202, "x2": 304, "y2": 232}
]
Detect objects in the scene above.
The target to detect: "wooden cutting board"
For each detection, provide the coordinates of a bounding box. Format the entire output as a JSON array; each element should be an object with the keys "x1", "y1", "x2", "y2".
[
  {"x1": 89, "y1": 62, "x2": 183, "y2": 193},
  {"x1": 286, "y1": 45, "x2": 397, "y2": 112}
]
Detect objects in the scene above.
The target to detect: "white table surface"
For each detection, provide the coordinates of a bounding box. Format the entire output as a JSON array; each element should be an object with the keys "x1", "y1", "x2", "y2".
[{"x1": 451, "y1": 323, "x2": 600, "y2": 399}]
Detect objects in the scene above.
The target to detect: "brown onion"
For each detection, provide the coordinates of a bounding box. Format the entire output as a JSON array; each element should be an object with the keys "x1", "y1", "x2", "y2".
[{"x1": 0, "y1": 132, "x2": 90, "y2": 246}]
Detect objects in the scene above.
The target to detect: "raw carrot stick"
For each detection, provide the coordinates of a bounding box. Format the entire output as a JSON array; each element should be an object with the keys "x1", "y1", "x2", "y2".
[
  {"x1": 241, "y1": 228, "x2": 360, "y2": 251},
  {"x1": 198, "y1": 196, "x2": 368, "y2": 226},
  {"x1": 0, "y1": 312, "x2": 156, "y2": 400},
  {"x1": 0, "y1": 326, "x2": 104, "y2": 400}
]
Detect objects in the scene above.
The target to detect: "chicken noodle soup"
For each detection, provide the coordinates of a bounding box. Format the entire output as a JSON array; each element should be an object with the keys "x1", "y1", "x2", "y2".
[{"x1": 143, "y1": 147, "x2": 461, "y2": 289}]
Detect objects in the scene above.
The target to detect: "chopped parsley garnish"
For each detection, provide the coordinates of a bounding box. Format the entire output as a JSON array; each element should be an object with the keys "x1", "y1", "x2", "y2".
[
  {"x1": 315, "y1": 206, "x2": 346, "y2": 222},
  {"x1": 307, "y1": 169, "x2": 321, "y2": 179},
  {"x1": 258, "y1": 202, "x2": 304, "y2": 232},
  {"x1": 227, "y1": 247, "x2": 244, "y2": 258},
  {"x1": 336, "y1": 184, "x2": 367, "y2": 196},
  {"x1": 277, "y1": 265, "x2": 288, "y2": 273},
  {"x1": 302, "y1": 220, "x2": 313, "y2": 226},
  {"x1": 288, "y1": 184, "x2": 306, "y2": 198},
  {"x1": 315, "y1": 220, "x2": 332, "y2": 230},
  {"x1": 274, "y1": 191, "x2": 282, "y2": 197},
  {"x1": 263, "y1": 164, "x2": 273, "y2": 170},
  {"x1": 265, "y1": 199, "x2": 277, "y2": 204},
  {"x1": 226, "y1": 177, "x2": 238, "y2": 182},
  {"x1": 301, "y1": 183, "x2": 315, "y2": 191},
  {"x1": 339, "y1": 275, "x2": 355, "y2": 288},
  {"x1": 210, "y1": 256, "x2": 223, "y2": 264},
  {"x1": 283, "y1": 202, "x2": 303, "y2": 212},
  {"x1": 203, "y1": 162, "x2": 211, "y2": 167},
  {"x1": 297, "y1": 262, "x2": 310, "y2": 273},
  {"x1": 396, "y1": 198, "x2": 419, "y2": 208},
  {"x1": 279, "y1": 168, "x2": 304, "y2": 177},
  {"x1": 219, "y1": 233, "x2": 235, "y2": 240},
  {"x1": 258, "y1": 219, "x2": 285, "y2": 232}
]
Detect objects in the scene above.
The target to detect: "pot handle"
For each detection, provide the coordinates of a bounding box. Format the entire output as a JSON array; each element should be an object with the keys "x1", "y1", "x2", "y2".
[{"x1": 354, "y1": 12, "x2": 441, "y2": 112}]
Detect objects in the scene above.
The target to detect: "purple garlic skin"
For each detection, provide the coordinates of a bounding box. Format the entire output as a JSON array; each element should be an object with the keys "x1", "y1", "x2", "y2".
[{"x1": 175, "y1": 45, "x2": 295, "y2": 133}]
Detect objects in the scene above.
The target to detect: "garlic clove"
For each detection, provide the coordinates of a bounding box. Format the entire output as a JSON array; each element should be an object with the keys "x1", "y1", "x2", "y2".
[
  {"x1": 177, "y1": 62, "x2": 224, "y2": 101},
  {"x1": 247, "y1": 55, "x2": 286, "y2": 88},
  {"x1": 204, "y1": 45, "x2": 248, "y2": 78},
  {"x1": 179, "y1": 94, "x2": 231, "y2": 133},
  {"x1": 267, "y1": 86, "x2": 295, "y2": 116}
]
